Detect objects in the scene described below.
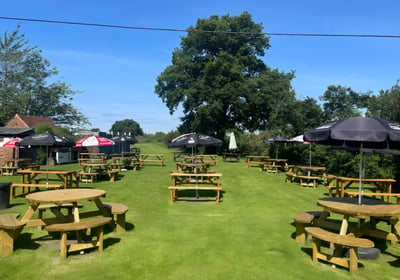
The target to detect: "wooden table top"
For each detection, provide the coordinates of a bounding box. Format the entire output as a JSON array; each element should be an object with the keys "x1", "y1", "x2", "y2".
[
  {"x1": 25, "y1": 188, "x2": 106, "y2": 204},
  {"x1": 246, "y1": 155, "x2": 270, "y2": 159},
  {"x1": 296, "y1": 165, "x2": 326, "y2": 171},
  {"x1": 171, "y1": 172, "x2": 222, "y2": 177},
  {"x1": 317, "y1": 197, "x2": 400, "y2": 217},
  {"x1": 17, "y1": 169, "x2": 78, "y2": 175},
  {"x1": 335, "y1": 176, "x2": 396, "y2": 183},
  {"x1": 267, "y1": 158, "x2": 288, "y2": 162},
  {"x1": 80, "y1": 162, "x2": 109, "y2": 167}
]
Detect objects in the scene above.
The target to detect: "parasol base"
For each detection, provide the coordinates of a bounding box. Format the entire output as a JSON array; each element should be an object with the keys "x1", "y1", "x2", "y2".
[
  {"x1": 174, "y1": 197, "x2": 215, "y2": 204},
  {"x1": 345, "y1": 247, "x2": 380, "y2": 259}
]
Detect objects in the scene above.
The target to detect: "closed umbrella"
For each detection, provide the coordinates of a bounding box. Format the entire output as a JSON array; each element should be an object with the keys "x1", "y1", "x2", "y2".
[
  {"x1": 304, "y1": 116, "x2": 400, "y2": 204},
  {"x1": 228, "y1": 132, "x2": 238, "y2": 151}
]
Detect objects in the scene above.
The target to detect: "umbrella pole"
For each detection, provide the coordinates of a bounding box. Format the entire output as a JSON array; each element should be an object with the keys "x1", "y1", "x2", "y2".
[
  {"x1": 358, "y1": 146, "x2": 364, "y2": 205},
  {"x1": 46, "y1": 146, "x2": 49, "y2": 185},
  {"x1": 309, "y1": 144, "x2": 312, "y2": 166}
]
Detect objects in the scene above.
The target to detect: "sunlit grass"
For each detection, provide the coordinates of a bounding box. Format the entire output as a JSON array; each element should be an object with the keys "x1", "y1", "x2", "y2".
[{"x1": 0, "y1": 142, "x2": 399, "y2": 279}]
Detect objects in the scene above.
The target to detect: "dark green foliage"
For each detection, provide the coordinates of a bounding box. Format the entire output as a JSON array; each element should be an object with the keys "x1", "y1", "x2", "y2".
[
  {"x1": 0, "y1": 25, "x2": 88, "y2": 127},
  {"x1": 110, "y1": 119, "x2": 144, "y2": 136},
  {"x1": 155, "y1": 13, "x2": 296, "y2": 139}
]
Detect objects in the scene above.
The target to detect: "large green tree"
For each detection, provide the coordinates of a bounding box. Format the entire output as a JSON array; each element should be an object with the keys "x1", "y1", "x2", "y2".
[
  {"x1": 320, "y1": 85, "x2": 370, "y2": 120},
  {"x1": 367, "y1": 80, "x2": 400, "y2": 121},
  {"x1": 110, "y1": 119, "x2": 144, "y2": 136},
  {"x1": 155, "y1": 13, "x2": 295, "y2": 139},
  {"x1": 0, "y1": 26, "x2": 88, "y2": 126}
]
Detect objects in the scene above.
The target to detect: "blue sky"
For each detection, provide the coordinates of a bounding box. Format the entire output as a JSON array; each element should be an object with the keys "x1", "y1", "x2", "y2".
[{"x1": 1, "y1": 1, "x2": 399, "y2": 134}]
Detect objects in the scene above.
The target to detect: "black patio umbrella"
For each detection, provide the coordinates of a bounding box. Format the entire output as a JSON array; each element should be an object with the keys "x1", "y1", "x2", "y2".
[
  {"x1": 265, "y1": 136, "x2": 289, "y2": 159},
  {"x1": 16, "y1": 132, "x2": 75, "y2": 182},
  {"x1": 111, "y1": 135, "x2": 138, "y2": 154},
  {"x1": 168, "y1": 132, "x2": 223, "y2": 153},
  {"x1": 169, "y1": 132, "x2": 222, "y2": 199},
  {"x1": 304, "y1": 116, "x2": 400, "y2": 204}
]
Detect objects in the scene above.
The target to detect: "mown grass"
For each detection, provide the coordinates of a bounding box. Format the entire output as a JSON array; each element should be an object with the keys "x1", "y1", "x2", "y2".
[{"x1": 1, "y1": 142, "x2": 400, "y2": 280}]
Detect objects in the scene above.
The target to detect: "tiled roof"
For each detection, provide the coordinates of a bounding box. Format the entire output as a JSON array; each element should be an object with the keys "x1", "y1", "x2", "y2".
[
  {"x1": 0, "y1": 127, "x2": 34, "y2": 137},
  {"x1": 6, "y1": 114, "x2": 56, "y2": 129},
  {"x1": 17, "y1": 114, "x2": 56, "y2": 128}
]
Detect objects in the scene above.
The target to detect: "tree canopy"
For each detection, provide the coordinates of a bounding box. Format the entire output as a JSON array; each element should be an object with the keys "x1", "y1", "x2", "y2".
[
  {"x1": 0, "y1": 26, "x2": 88, "y2": 127},
  {"x1": 110, "y1": 119, "x2": 144, "y2": 136},
  {"x1": 155, "y1": 12, "x2": 296, "y2": 139}
]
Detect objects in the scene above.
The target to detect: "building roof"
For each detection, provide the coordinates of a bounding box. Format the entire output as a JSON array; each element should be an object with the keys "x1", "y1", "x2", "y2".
[
  {"x1": 5, "y1": 114, "x2": 56, "y2": 129},
  {"x1": 0, "y1": 127, "x2": 34, "y2": 137}
]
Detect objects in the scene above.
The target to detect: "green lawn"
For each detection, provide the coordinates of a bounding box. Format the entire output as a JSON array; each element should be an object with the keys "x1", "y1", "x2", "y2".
[{"x1": 1, "y1": 142, "x2": 400, "y2": 280}]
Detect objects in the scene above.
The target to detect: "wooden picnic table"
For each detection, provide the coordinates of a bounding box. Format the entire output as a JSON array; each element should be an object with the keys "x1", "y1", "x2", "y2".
[
  {"x1": 245, "y1": 155, "x2": 270, "y2": 168},
  {"x1": 175, "y1": 162, "x2": 209, "y2": 173},
  {"x1": 17, "y1": 169, "x2": 80, "y2": 188},
  {"x1": 334, "y1": 176, "x2": 396, "y2": 199},
  {"x1": 78, "y1": 153, "x2": 107, "y2": 164},
  {"x1": 22, "y1": 188, "x2": 113, "y2": 258},
  {"x1": 110, "y1": 156, "x2": 140, "y2": 171},
  {"x1": 263, "y1": 158, "x2": 288, "y2": 173},
  {"x1": 170, "y1": 172, "x2": 222, "y2": 187},
  {"x1": 285, "y1": 165, "x2": 326, "y2": 187},
  {"x1": 139, "y1": 154, "x2": 164, "y2": 167},
  {"x1": 21, "y1": 188, "x2": 109, "y2": 227},
  {"x1": 223, "y1": 152, "x2": 240, "y2": 162},
  {"x1": 169, "y1": 172, "x2": 223, "y2": 203},
  {"x1": 79, "y1": 163, "x2": 119, "y2": 182},
  {"x1": 195, "y1": 154, "x2": 219, "y2": 166},
  {"x1": 0, "y1": 158, "x2": 36, "y2": 176},
  {"x1": 316, "y1": 197, "x2": 400, "y2": 244}
]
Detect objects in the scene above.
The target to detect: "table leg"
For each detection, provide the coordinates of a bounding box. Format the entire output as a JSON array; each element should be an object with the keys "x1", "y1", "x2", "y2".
[
  {"x1": 339, "y1": 215, "x2": 350, "y2": 235},
  {"x1": 73, "y1": 202, "x2": 80, "y2": 222}
]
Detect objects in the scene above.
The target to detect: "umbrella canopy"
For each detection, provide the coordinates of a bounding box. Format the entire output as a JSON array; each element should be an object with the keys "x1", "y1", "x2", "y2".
[
  {"x1": 265, "y1": 136, "x2": 289, "y2": 159},
  {"x1": 75, "y1": 136, "x2": 115, "y2": 147},
  {"x1": 1, "y1": 137, "x2": 22, "y2": 148},
  {"x1": 228, "y1": 132, "x2": 238, "y2": 151},
  {"x1": 304, "y1": 116, "x2": 400, "y2": 204},
  {"x1": 169, "y1": 133, "x2": 222, "y2": 149},
  {"x1": 289, "y1": 134, "x2": 313, "y2": 165},
  {"x1": 16, "y1": 133, "x2": 75, "y2": 148},
  {"x1": 265, "y1": 136, "x2": 289, "y2": 143},
  {"x1": 1, "y1": 137, "x2": 22, "y2": 159},
  {"x1": 16, "y1": 132, "x2": 75, "y2": 180},
  {"x1": 111, "y1": 135, "x2": 137, "y2": 154},
  {"x1": 304, "y1": 117, "x2": 400, "y2": 149},
  {"x1": 111, "y1": 135, "x2": 137, "y2": 144}
]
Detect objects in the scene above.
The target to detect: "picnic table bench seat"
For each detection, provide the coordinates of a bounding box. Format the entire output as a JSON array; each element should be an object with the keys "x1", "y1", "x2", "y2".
[
  {"x1": 345, "y1": 191, "x2": 400, "y2": 204},
  {"x1": 0, "y1": 166, "x2": 19, "y2": 176},
  {"x1": 11, "y1": 183, "x2": 63, "y2": 198},
  {"x1": 297, "y1": 175, "x2": 321, "y2": 188},
  {"x1": 168, "y1": 186, "x2": 222, "y2": 203},
  {"x1": 285, "y1": 171, "x2": 297, "y2": 183},
  {"x1": 324, "y1": 174, "x2": 337, "y2": 197},
  {"x1": 293, "y1": 211, "x2": 324, "y2": 243},
  {"x1": 45, "y1": 216, "x2": 112, "y2": 259},
  {"x1": 305, "y1": 226, "x2": 375, "y2": 273},
  {"x1": 103, "y1": 202, "x2": 128, "y2": 233},
  {"x1": 78, "y1": 171, "x2": 98, "y2": 183},
  {"x1": 0, "y1": 213, "x2": 26, "y2": 255}
]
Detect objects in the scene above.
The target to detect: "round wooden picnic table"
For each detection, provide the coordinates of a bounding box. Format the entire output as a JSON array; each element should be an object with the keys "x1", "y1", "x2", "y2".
[
  {"x1": 317, "y1": 197, "x2": 400, "y2": 243},
  {"x1": 25, "y1": 188, "x2": 106, "y2": 205}
]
